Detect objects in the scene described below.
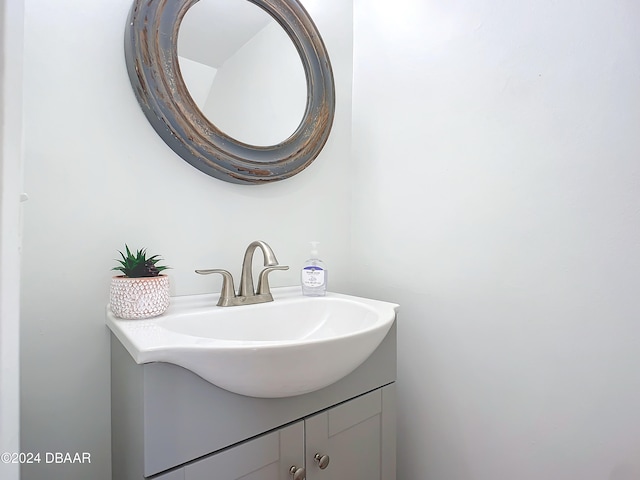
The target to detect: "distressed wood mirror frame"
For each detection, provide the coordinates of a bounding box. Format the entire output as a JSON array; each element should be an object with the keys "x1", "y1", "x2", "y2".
[{"x1": 124, "y1": 0, "x2": 335, "y2": 185}]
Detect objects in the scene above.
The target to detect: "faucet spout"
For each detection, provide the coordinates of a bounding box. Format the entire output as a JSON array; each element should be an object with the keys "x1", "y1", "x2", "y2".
[{"x1": 239, "y1": 240, "x2": 281, "y2": 297}]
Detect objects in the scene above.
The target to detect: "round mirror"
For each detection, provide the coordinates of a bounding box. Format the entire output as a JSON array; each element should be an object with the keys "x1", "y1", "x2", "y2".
[
  {"x1": 124, "y1": 0, "x2": 335, "y2": 185},
  {"x1": 178, "y1": 0, "x2": 307, "y2": 146}
]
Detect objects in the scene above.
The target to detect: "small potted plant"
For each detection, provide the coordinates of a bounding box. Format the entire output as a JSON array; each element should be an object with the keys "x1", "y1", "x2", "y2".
[{"x1": 110, "y1": 245, "x2": 171, "y2": 319}]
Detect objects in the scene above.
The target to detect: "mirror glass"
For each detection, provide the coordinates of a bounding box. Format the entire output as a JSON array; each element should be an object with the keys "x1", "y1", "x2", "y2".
[{"x1": 178, "y1": 0, "x2": 307, "y2": 146}]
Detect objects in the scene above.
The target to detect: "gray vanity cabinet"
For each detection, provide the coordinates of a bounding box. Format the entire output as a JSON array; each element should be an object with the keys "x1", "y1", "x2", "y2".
[
  {"x1": 185, "y1": 422, "x2": 304, "y2": 480},
  {"x1": 305, "y1": 386, "x2": 396, "y2": 480},
  {"x1": 158, "y1": 386, "x2": 395, "y2": 480},
  {"x1": 111, "y1": 322, "x2": 397, "y2": 480}
]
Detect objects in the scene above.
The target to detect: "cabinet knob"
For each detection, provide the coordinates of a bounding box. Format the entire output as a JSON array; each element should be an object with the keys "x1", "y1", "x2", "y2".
[
  {"x1": 289, "y1": 465, "x2": 306, "y2": 480},
  {"x1": 314, "y1": 452, "x2": 330, "y2": 469}
]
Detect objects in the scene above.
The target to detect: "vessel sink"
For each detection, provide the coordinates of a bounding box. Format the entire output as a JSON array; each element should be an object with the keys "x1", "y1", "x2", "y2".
[{"x1": 106, "y1": 286, "x2": 398, "y2": 398}]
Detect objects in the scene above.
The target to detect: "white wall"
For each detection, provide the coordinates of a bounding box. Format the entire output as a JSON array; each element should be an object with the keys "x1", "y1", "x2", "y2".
[
  {"x1": 352, "y1": 0, "x2": 640, "y2": 479},
  {"x1": 0, "y1": 1, "x2": 24, "y2": 479},
  {"x1": 20, "y1": 1, "x2": 352, "y2": 479}
]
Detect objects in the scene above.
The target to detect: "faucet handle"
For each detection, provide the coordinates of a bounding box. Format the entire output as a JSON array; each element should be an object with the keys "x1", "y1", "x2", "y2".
[
  {"x1": 195, "y1": 269, "x2": 236, "y2": 307},
  {"x1": 256, "y1": 265, "x2": 289, "y2": 296}
]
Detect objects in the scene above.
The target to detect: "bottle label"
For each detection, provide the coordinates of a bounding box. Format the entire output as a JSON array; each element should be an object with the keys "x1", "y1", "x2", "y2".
[{"x1": 302, "y1": 266, "x2": 325, "y2": 287}]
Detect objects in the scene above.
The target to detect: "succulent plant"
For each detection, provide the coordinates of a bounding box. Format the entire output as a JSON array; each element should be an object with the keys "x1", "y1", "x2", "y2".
[{"x1": 112, "y1": 245, "x2": 170, "y2": 278}]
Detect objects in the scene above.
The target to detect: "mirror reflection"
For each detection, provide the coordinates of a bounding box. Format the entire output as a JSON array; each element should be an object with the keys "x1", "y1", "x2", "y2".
[{"x1": 178, "y1": 0, "x2": 307, "y2": 146}]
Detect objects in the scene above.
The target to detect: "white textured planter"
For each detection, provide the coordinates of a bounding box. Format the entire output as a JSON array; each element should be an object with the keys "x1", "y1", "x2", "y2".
[{"x1": 110, "y1": 275, "x2": 170, "y2": 319}]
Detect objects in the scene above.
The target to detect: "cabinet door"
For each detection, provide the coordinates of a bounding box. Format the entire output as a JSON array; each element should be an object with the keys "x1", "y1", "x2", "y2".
[
  {"x1": 153, "y1": 469, "x2": 185, "y2": 480},
  {"x1": 305, "y1": 385, "x2": 396, "y2": 480},
  {"x1": 185, "y1": 421, "x2": 304, "y2": 480}
]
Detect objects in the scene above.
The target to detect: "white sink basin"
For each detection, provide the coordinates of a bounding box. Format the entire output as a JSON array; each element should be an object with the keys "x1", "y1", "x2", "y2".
[{"x1": 106, "y1": 287, "x2": 398, "y2": 398}]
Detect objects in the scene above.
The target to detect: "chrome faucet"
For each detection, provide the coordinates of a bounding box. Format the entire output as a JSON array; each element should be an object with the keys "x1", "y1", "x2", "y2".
[{"x1": 196, "y1": 240, "x2": 289, "y2": 307}]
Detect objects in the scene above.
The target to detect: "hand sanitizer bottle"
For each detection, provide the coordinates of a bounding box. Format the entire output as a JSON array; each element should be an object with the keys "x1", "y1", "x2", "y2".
[{"x1": 301, "y1": 241, "x2": 327, "y2": 296}]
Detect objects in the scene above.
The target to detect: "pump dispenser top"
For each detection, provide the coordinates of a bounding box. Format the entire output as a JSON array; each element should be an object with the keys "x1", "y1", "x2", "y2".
[{"x1": 301, "y1": 241, "x2": 327, "y2": 296}]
